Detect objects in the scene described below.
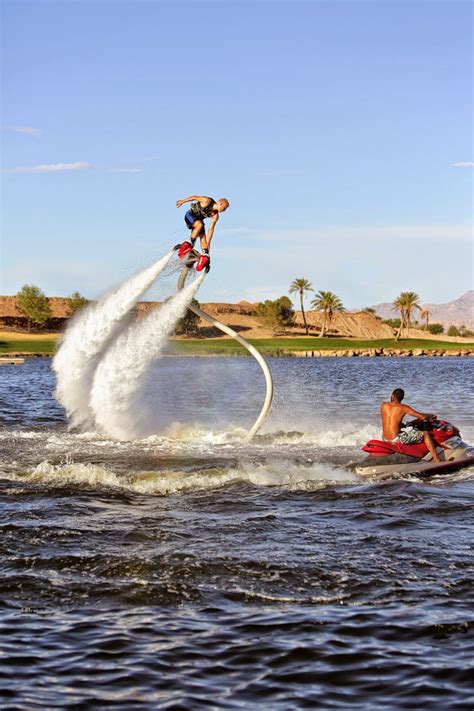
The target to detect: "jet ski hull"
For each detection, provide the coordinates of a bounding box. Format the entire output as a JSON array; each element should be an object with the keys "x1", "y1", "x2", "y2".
[
  {"x1": 352, "y1": 419, "x2": 474, "y2": 478},
  {"x1": 352, "y1": 452, "x2": 474, "y2": 479}
]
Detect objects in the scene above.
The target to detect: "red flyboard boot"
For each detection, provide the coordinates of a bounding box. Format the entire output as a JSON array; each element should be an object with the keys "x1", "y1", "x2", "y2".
[
  {"x1": 196, "y1": 253, "x2": 210, "y2": 272},
  {"x1": 177, "y1": 242, "x2": 193, "y2": 260}
]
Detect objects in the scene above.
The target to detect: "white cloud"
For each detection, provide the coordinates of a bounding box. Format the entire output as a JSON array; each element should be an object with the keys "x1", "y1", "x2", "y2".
[
  {"x1": 2, "y1": 125, "x2": 42, "y2": 136},
  {"x1": 107, "y1": 168, "x2": 143, "y2": 173},
  {"x1": 5, "y1": 162, "x2": 147, "y2": 174},
  {"x1": 6, "y1": 162, "x2": 95, "y2": 174},
  {"x1": 450, "y1": 162, "x2": 474, "y2": 168}
]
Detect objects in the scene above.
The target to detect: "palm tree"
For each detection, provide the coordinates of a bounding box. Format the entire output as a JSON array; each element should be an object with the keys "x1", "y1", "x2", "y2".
[
  {"x1": 403, "y1": 292, "x2": 421, "y2": 337},
  {"x1": 420, "y1": 308, "x2": 431, "y2": 331},
  {"x1": 393, "y1": 294, "x2": 406, "y2": 340},
  {"x1": 393, "y1": 291, "x2": 421, "y2": 340},
  {"x1": 311, "y1": 290, "x2": 345, "y2": 337},
  {"x1": 289, "y1": 278, "x2": 313, "y2": 335}
]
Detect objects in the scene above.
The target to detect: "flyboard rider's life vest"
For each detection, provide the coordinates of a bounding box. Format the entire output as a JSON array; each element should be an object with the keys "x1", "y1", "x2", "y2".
[{"x1": 189, "y1": 199, "x2": 217, "y2": 221}]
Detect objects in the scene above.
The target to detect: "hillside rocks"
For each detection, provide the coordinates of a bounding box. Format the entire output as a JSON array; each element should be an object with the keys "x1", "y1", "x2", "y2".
[{"x1": 297, "y1": 310, "x2": 395, "y2": 339}]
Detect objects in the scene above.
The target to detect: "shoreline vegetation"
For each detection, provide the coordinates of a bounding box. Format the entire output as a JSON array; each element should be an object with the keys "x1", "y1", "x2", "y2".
[
  {"x1": 2, "y1": 290, "x2": 473, "y2": 359},
  {"x1": 1, "y1": 331, "x2": 473, "y2": 358},
  {"x1": 2, "y1": 289, "x2": 473, "y2": 360}
]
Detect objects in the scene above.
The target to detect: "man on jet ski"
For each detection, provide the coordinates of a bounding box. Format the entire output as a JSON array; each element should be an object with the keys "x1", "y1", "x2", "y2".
[{"x1": 381, "y1": 388, "x2": 441, "y2": 462}]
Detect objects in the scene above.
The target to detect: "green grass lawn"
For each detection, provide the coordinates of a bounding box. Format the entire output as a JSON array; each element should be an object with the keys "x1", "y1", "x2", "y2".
[
  {"x1": 170, "y1": 337, "x2": 473, "y2": 356},
  {"x1": 0, "y1": 335, "x2": 472, "y2": 356},
  {"x1": 0, "y1": 338, "x2": 59, "y2": 354}
]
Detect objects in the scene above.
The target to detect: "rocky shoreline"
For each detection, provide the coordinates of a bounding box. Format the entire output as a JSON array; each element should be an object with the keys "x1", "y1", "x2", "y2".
[
  {"x1": 1, "y1": 348, "x2": 473, "y2": 362},
  {"x1": 291, "y1": 348, "x2": 474, "y2": 357}
]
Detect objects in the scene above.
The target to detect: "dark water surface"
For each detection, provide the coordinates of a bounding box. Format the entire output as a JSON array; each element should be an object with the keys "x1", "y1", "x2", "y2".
[{"x1": 1, "y1": 357, "x2": 473, "y2": 708}]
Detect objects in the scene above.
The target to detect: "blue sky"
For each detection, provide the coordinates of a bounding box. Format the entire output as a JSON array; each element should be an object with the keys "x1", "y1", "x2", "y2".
[{"x1": 1, "y1": 0, "x2": 472, "y2": 308}]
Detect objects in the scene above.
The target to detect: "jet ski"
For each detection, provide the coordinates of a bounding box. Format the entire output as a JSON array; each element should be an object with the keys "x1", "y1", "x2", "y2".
[{"x1": 352, "y1": 419, "x2": 474, "y2": 478}]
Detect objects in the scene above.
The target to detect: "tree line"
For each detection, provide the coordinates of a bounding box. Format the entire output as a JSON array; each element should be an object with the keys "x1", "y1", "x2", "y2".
[
  {"x1": 12, "y1": 284, "x2": 88, "y2": 332},
  {"x1": 265, "y1": 281, "x2": 472, "y2": 339},
  {"x1": 7, "y1": 282, "x2": 472, "y2": 339},
  {"x1": 254, "y1": 279, "x2": 345, "y2": 336},
  {"x1": 387, "y1": 291, "x2": 473, "y2": 339},
  {"x1": 289, "y1": 278, "x2": 345, "y2": 336}
]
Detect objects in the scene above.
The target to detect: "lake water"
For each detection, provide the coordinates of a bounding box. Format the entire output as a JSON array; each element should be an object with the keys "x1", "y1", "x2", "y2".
[{"x1": 1, "y1": 356, "x2": 473, "y2": 708}]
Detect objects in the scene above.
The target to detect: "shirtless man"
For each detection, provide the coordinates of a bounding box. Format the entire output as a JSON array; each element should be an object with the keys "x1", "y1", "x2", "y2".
[
  {"x1": 175, "y1": 195, "x2": 229, "y2": 264},
  {"x1": 381, "y1": 388, "x2": 441, "y2": 462}
]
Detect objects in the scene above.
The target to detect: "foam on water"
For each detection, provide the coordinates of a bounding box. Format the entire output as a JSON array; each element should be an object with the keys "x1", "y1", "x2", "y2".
[
  {"x1": 53, "y1": 252, "x2": 173, "y2": 428},
  {"x1": 10, "y1": 457, "x2": 357, "y2": 496},
  {"x1": 90, "y1": 273, "x2": 205, "y2": 440},
  {"x1": 8, "y1": 457, "x2": 474, "y2": 496},
  {"x1": 0, "y1": 421, "x2": 379, "y2": 452}
]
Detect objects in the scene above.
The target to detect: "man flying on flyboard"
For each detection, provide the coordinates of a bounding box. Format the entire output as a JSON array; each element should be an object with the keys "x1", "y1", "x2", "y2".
[{"x1": 175, "y1": 195, "x2": 230, "y2": 272}]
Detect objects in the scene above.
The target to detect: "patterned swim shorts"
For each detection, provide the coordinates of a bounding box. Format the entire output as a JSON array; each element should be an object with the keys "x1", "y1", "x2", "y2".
[{"x1": 394, "y1": 427, "x2": 424, "y2": 445}]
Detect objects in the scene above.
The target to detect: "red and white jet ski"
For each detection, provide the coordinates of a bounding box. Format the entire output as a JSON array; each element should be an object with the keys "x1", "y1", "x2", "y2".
[{"x1": 353, "y1": 419, "x2": 474, "y2": 478}]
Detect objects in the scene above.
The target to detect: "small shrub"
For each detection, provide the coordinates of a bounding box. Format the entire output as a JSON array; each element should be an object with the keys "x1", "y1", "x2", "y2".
[
  {"x1": 68, "y1": 291, "x2": 89, "y2": 316},
  {"x1": 16, "y1": 284, "x2": 51, "y2": 331},
  {"x1": 256, "y1": 296, "x2": 295, "y2": 330},
  {"x1": 175, "y1": 299, "x2": 200, "y2": 335}
]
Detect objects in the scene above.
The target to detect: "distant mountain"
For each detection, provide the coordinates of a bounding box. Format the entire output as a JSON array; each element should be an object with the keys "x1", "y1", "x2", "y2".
[{"x1": 371, "y1": 291, "x2": 474, "y2": 329}]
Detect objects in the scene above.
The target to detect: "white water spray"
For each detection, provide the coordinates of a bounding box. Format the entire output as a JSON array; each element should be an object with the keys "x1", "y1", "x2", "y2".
[
  {"x1": 90, "y1": 272, "x2": 205, "y2": 440},
  {"x1": 53, "y1": 251, "x2": 173, "y2": 428}
]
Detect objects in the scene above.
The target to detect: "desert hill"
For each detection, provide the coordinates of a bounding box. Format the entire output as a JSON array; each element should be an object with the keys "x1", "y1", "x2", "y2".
[
  {"x1": 372, "y1": 291, "x2": 474, "y2": 330},
  {"x1": 0, "y1": 294, "x2": 420, "y2": 339},
  {"x1": 179, "y1": 302, "x2": 396, "y2": 339},
  {"x1": 1, "y1": 294, "x2": 470, "y2": 340}
]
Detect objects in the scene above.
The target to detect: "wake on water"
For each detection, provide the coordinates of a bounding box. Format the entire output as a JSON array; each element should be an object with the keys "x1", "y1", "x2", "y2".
[
  {"x1": 18, "y1": 457, "x2": 359, "y2": 496},
  {"x1": 53, "y1": 251, "x2": 204, "y2": 439}
]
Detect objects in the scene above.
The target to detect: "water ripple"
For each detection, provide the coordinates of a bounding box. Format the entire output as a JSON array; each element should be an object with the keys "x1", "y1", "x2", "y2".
[{"x1": 1, "y1": 358, "x2": 473, "y2": 707}]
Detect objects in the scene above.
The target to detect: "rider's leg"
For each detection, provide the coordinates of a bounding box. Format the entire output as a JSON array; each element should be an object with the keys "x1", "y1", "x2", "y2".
[
  {"x1": 199, "y1": 233, "x2": 209, "y2": 252},
  {"x1": 423, "y1": 431, "x2": 441, "y2": 462},
  {"x1": 178, "y1": 219, "x2": 204, "y2": 258},
  {"x1": 190, "y1": 220, "x2": 204, "y2": 246}
]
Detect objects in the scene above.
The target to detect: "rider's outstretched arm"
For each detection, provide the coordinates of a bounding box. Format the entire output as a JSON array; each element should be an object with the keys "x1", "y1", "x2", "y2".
[
  {"x1": 176, "y1": 195, "x2": 207, "y2": 208},
  {"x1": 404, "y1": 405, "x2": 436, "y2": 421}
]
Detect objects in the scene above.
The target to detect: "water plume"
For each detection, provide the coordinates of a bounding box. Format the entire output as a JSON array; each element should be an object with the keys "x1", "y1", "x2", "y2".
[
  {"x1": 53, "y1": 251, "x2": 173, "y2": 428},
  {"x1": 90, "y1": 272, "x2": 205, "y2": 440}
]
